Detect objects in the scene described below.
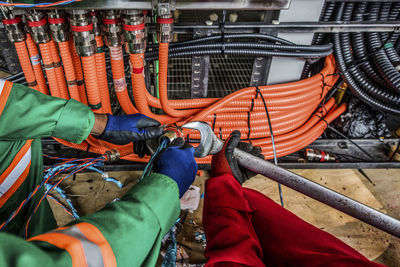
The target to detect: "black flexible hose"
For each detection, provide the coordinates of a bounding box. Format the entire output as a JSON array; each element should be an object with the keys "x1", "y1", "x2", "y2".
[
  {"x1": 334, "y1": 3, "x2": 400, "y2": 115},
  {"x1": 147, "y1": 34, "x2": 296, "y2": 49},
  {"x1": 365, "y1": 2, "x2": 400, "y2": 94},
  {"x1": 379, "y1": 2, "x2": 400, "y2": 65},
  {"x1": 145, "y1": 48, "x2": 333, "y2": 62},
  {"x1": 301, "y1": 1, "x2": 336, "y2": 79},
  {"x1": 350, "y1": 2, "x2": 390, "y2": 89},
  {"x1": 146, "y1": 42, "x2": 333, "y2": 58},
  {"x1": 340, "y1": 3, "x2": 400, "y2": 106}
]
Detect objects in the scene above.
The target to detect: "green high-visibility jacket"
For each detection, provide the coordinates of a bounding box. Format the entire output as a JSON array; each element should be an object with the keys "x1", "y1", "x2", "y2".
[{"x1": 0, "y1": 80, "x2": 180, "y2": 267}]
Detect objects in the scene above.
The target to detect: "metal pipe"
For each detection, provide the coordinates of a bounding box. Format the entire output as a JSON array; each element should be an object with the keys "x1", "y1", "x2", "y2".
[{"x1": 234, "y1": 148, "x2": 400, "y2": 238}]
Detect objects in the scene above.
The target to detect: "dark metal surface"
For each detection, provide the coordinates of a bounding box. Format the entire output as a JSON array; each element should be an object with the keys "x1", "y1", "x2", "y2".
[{"x1": 37, "y1": 0, "x2": 290, "y2": 10}]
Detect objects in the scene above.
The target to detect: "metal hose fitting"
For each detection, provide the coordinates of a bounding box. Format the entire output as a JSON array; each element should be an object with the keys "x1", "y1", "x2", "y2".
[
  {"x1": 68, "y1": 9, "x2": 96, "y2": 57},
  {"x1": 121, "y1": 10, "x2": 146, "y2": 54}
]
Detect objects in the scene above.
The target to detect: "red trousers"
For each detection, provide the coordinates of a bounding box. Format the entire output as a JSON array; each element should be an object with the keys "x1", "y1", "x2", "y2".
[{"x1": 203, "y1": 173, "x2": 385, "y2": 267}]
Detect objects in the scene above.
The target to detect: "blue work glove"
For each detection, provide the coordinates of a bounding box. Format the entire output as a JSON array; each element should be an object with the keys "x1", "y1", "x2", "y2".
[
  {"x1": 96, "y1": 114, "x2": 163, "y2": 146},
  {"x1": 154, "y1": 144, "x2": 198, "y2": 198}
]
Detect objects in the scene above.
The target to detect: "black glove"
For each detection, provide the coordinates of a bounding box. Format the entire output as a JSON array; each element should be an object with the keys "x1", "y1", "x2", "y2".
[
  {"x1": 211, "y1": 130, "x2": 264, "y2": 184},
  {"x1": 95, "y1": 114, "x2": 163, "y2": 147}
]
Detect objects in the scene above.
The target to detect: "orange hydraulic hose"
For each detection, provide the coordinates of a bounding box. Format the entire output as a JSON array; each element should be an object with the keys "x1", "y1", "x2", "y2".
[
  {"x1": 49, "y1": 40, "x2": 69, "y2": 99},
  {"x1": 94, "y1": 36, "x2": 112, "y2": 114},
  {"x1": 58, "y1": 41, "x2": 80, "y2": 101},
  {"x1": 129, "y1": 53, "x2": 179, "y2": 124},
  {"x1": 81, "y1": 55, "x2": 102, "y2": 113},
  {"x1": 14, "y1": 41, "x2": 38, "y2": 90},
  {"x1": 54, "y1": 54, "x2": 341, "y2": 165},
  {"x1": 69, "y1": 39, "x2": 88, "y2": 105},
  {"x1": 109, "y1": 46, "x2": 138, "y2": 114},
  {"x1": 158, "y1": 42, "x2": 199, "y2": 118},
  {"x1": 259, "y1": 104, "x2": 347, "y2": 158},
  {"x1": 25, "y1": 34, "x2": 48, "y2": 94},
  {"x1": 38, "y1": 42, "x2": 60, "y2": 98}
]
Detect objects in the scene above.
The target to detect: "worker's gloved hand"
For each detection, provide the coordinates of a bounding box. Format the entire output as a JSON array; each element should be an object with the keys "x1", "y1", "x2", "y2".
[
  {"x1": 154, "y1": 140, "x2": 198, "y2": 198},
  {"x1": 211, "y1": 130, "x2": 264, "y2": 184},
  {"x1": 95, "y1": 114, "x2": 163, "y2": 149}
]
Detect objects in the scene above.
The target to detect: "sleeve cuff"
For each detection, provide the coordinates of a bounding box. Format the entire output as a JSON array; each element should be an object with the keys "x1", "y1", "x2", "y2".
[
  {"x1": 125, "y1": 173, "x2": 180, "y2": 234},
  {"x1": 52, "y1": 99, "x2": 95, "y2": 144}
]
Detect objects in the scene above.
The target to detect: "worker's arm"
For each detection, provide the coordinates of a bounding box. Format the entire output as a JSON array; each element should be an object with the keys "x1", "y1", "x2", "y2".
[
  {"x1": 0, "y1": 80, "x2": 94, "y2": 143},
  {"x1": 0, "y1": 80, "x2": 163, "y2": 144},
  {"x1": 0, "y1": 145, "x2": 197, "y2": 267}
]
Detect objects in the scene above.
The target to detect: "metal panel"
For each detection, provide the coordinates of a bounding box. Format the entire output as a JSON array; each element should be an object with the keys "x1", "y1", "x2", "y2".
[
  {"x1": 38, "y1": 0, "x2": 291, "y2": 10},
  {"x1": 267, "y1": 0, "x2": 325, "y2": 84}
]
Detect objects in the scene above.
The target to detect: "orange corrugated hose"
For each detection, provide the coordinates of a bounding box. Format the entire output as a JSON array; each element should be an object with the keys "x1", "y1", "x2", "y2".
[
  {"x1": 14, "y1": 41, "x2": 38, "y2": 91},
  {"x1": 158, "y1": 42, "x2": 199, "y2": 118},
  {"x1": 49, "y1": 39, "x2": 69, "y2": 99},
  {"x1": 25, "y1": 34, "x2": 48, "y2": 94},
  {"x1": 69, "y1": 39, "x2": 88, "y2": 105},
  {"x1": 129, "y1": 53, "x2": 179, "y2": 124},
  {"x1": 81, "y1": 55, "x2": 102, "y2": 113},
  {"x1": 38, "y1": 42, "x2": 60, "y2": 97},
  {"x1": 53, "y1": 55, "x2": 343, "y2": 165},
  {"x1": 109, "y1": 46, "x2": 138, "y2": 114},
  {"x1": 58, "y1": 41, "x2": 80, "y2": 101},
  {"x1": 94, "y1": 36, "x2": 112, "y2": 114}
]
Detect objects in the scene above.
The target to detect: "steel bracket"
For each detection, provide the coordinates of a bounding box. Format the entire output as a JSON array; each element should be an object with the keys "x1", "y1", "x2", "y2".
[{"x1": 191, "y1": 28, "x2": 211, "y2": 98}]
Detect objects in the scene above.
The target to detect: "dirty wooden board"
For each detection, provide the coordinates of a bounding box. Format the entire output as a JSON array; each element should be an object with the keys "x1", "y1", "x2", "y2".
[
  {"x1": 243, "y1": 169, "x2": 390, "y2": 261},
  {"x1": 48, "y1": 169, "x2": 390, "y2": 264}
]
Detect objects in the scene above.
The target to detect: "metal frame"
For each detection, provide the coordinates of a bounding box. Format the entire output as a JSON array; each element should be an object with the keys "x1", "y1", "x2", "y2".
[
  {"x1": 42, "y1": 138, "x2": 400, "y2": 171},
  {"x1": 145, "y1": 21, "x2": 400, "y2": 34}
]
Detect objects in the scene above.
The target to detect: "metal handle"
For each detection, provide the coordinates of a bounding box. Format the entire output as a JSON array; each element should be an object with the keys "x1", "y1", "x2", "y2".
[{"x1": 233, "y1": 148, "x2": 400, "y2": 238}]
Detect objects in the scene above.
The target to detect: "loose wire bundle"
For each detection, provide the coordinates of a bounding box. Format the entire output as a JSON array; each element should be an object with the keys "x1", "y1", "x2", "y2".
[{"x1": 0, "y1": 154, "x2": 122, "y2": 239}]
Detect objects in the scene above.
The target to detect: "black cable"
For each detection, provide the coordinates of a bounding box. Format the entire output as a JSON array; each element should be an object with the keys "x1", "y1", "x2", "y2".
[{"x1": 255, "y1": 86, "x2": 284, "y2": 207}]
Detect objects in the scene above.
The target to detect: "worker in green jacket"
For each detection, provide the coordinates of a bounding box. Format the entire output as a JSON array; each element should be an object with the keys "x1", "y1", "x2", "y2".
[{"x1": 0, "y1": 79, "x2": 198, "y2": 266}]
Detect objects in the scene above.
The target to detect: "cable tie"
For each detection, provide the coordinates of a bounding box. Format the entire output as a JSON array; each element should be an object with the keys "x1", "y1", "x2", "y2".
[
  {"x1": 97, "y1": 46, "x2": 104, "y2": 53},
  {"x1": 53, "y1": 61, "x2": 62, "y2": 68},
  {"x1": 27, "y1": 17, "x2": 47, "y2": 27},
  {"x1": 70, "y1": 23, "x2": 93, "y2": 32},
  {"x1": 212, "y1": 113, "x2": 217, "y2": 131},
  {"x1": 27, "y1": 81, "x2": 37, "y2": 87},
  {"x1": 43, "y1": 63, "x2": 54, "y2": 69},
  {"x1": 67, "y1": 80, "x2": 77, "y2": 86},
  {"x1": 157, "y1": 17, "x2": 173, "y2": 24},
  {"x1": 2, "y1": 17, "x2": 21, "y2": 25},
  {"x1": 383, "y1": 42, "x2": 393, "y2": 49},
  {"x1": 102, "y1": 18, "x2": 120, "y2": 25},
  {"x1": 48, "y1": 17, "x2": 66, "y2": 24},
  {"x1": 247, "y1": 111, "x2": 251, "y2": 140},
  {"x1": 89, "y1": 102, "x2": 102, "y2": 110},
  {"x1": 123, "y1": 23, "x2": 145, "y2": 31},
  {"x1": 132, "y1": 67, "x2": 144, "y2": 74},
  {"x1": 76, "y1": 79, "x2": 84, "y2": 86}
]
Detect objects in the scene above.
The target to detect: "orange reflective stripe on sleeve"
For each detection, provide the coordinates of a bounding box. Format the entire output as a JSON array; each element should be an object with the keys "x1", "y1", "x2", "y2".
[
  {"x1": 0, "y1": 80, "x2": 13, "y2": 117},
  {"x1": 0, "y1": 139, "x2": 33, "y2": 207},
  {"x1": 28, "y1": 222, "x2": 116, "y2": 267},
  {"x1": 75, "y1": 223, "x2": 116, "y2": 267},
  {"x1": 29, "y1": 232, "x2": 88, "y2": 267}
]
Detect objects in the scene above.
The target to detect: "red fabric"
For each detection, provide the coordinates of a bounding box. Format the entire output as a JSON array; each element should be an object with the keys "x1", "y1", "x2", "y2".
[{"x1": 203, "y1": 173, "x2": 385, "y2": 267}]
